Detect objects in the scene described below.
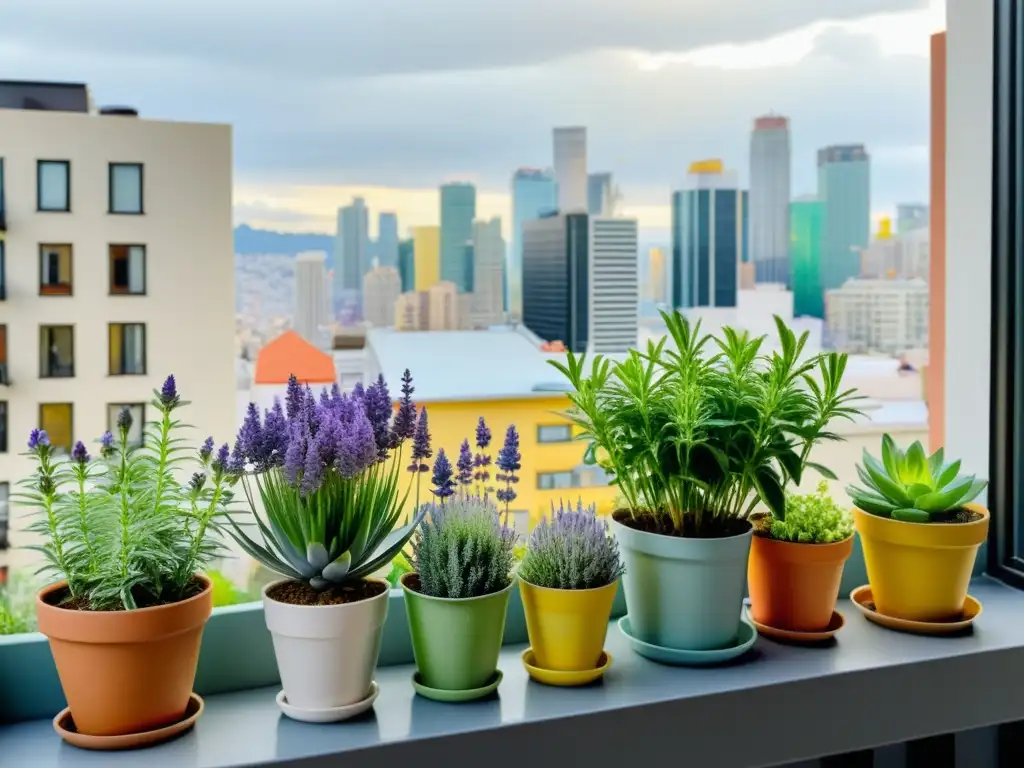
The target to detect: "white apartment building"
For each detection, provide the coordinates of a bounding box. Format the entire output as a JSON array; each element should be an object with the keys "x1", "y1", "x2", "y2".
[
  {"x1": 0, "y1": 81, "x2": 236, "y2": 556},
  {"x1": 553, "y1": 127, "x2": 587, "y2": 213},
  {"x1": 589, "y1": 217, "x2": 639, "y2": 354},
  {"x1": 826, "y1": 278, "x2": 929, "y2": 355},
  {"x1": 470, "y1": 217, "x2": 506, "y2": 328},
  {"x1": 293, "y1": 251, "x2": 330, "y2": 346},
  {"x1": 859, "y1": 227, "x2": 930, "y2": 281},
  {"x1": 362, "y1": 265, "x2": 401, "y2": 327},
  {"x1": 427, "y1": 281, "x2": 460, "y2": 331}
]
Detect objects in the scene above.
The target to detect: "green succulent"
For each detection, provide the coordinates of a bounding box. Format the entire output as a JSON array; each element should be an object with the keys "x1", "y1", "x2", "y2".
[{"x1": 847, "y1": 434, "x2": 987, "y2": 523}]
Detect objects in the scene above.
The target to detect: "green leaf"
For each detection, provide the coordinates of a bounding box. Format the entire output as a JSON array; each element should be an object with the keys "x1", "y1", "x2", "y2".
[
  {"x1": 847, "y1": 489, "x2": 898, "y2": 515},
  {"x1": 902, "y1": 441, "x2": 930, "y2": 485},
  {"x1": 776, "y1": 447, "x2": 803, "y2": 486},
  {"x1": 892, "y1": 508, "x2": 931, "y2": 523},
  {"x1": 881, "y1": 434, "x2": 901, "y2": 480},
  {"x1": 936, "y1": 459, "x2": 962, "y2": 489},
  {"x1": 914, "y1": 475, "x2": 976, "y2": 512},
  {"x1": 862, "y1": 450, "x2": 912, "y2": 505},
  {"x1": 752, "y1": 466, "x2": 786, "y2": 520},
  {"x1": 806, "y1": 462, "x2": 838, "y2": 481},
  {"x1": 906, "y1": 483, "x2": 934, "y2": 501},
  {"x1": 927, "y1": 446, "x2": 945, "y2": 479}
]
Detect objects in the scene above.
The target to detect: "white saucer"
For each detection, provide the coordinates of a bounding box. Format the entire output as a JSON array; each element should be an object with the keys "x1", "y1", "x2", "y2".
[{"x1": 276, "y1": 681, "x2": 379, "y2": 723}]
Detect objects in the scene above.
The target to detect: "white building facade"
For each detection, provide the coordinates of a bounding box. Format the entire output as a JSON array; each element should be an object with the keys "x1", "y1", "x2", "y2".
[
  {"x1": 553, "y1": 127, "x2": 588, "y2": 213},
  {"x1": 826, "y1": 278, "x2": 929, "y2": 355},
  {"x1": 470, "y1": 217, "x2": 506, "y2": 328},
  {"x1": 362, "y1": 265, "x2": 401, "y2": 328},
  {"x1": 293, "y1": 251, "x2": 330, "y2": 346},
  {"x1": 748, "y1": 116, "x2": 791, "y2": 285},
  {"x1": 859, "y1": 228, "x2": 929, "y2": 281},
  {"x1": 589, "y1": 217, "x2": 639, "y2": 354}
]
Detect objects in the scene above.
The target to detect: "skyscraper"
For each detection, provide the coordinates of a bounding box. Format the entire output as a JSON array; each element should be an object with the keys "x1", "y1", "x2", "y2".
[
  {"x1": 440, "y1": 182, "x2": 476, "y2": 292},
  {"x1": 377, "y1": 212, "x2": 399, "y2": 269},
  {"x1": 671, "y1": 161, "x2": 748, "y2": 309},
  {"x1": 817, "y1": 144, "x2": 871, "y2": 293},
  {"x1": 412, "y1": 226, "x2": 440, "y2": 291},
  {"x1": 470, "y1": 217, "x2": 506, "y2": 328},
  {"x1": 896, "y1": 203, "x2": 930, "y2": 233},
  {"x1": 335, "y1": 197, "x2": 370, "y2": 311},
  {"x1": 363, "y1": 266, "x2": 402, "y2": 327},
  {"x1": 589, "y1": 217, "x2": 639, "y2": 353},
  {"x1": 510, "y1": 169, "x2": 558, "y2": 320},
  {"x1": 749, "y1": 115, "x2": 791, "y2": 284},
  {"x1": 522, "y1": 213, "x2": 589, "y2": 352},
  {"x1": 553, "y1": 127, "x2": 587, "y2": 213},
  {"x1": 397, "y1": 238, "x2": 415, "y2": 292},
  {"x1": 588, "y1": 172, "x2": 613, "y2": 216},
  {"x1": 790, "y1": 196, "x2": 825, "y2": 318},
  {"x1": 294, "y1": 251, "x2": 330, "y2": 347}
]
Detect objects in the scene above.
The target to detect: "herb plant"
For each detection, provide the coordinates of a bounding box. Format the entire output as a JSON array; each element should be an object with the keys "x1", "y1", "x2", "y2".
[
  {"x1": 549, "y1": 312, "x2": 863, "y2": 537},
  {"x1": 519, "y1": 499, "x2": 624, "y2": 590},
  {"x1": 228, "y1": 373, "x2": 426, "y2": 591},
  {"x1": 848, "y1": 435, "x2": 987, "y2": 523},
  {"x1": 20, "y1": 376, "x2": 233, "y2": 611},
  {"x1": 0, "y1": 574, "x2": 36, "y2": 635},
  {"x1": 762, "y1": 482, "x2": 853, "y2": 544}
]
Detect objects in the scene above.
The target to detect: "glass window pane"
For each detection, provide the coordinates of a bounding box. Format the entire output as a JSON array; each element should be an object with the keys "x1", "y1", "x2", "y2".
[
  {"x1": 40, "y1": 404, "x2": 73, "y2": 452},
  {"x1": 128, "y1": 246, "x2": 145, "y2": 292},
  {"x1": 39, "y1": 245, "x2": 73, "y2": 295},
  {"x1": 538, "y1": 424, "x2": 572, "y2": 443},
  {"x1": 110, "y1": 323, "x2": 146, "y2": 374},
  {"x1": 38, "y1": 161, "x2": 69, "y2": 211},
  {"x1": 111, "y1": 164, "x2": 142, "y2": 213},
  {"x1": 40, "y1": 326, "x2": 74, "y2": 378}
]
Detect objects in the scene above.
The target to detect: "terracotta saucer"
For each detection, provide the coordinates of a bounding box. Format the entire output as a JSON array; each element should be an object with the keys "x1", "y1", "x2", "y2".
[
  {"x1": 276, "y1": 681, "x2": 379, "y2": 723},
  {"x1": 521, "y1": 649, "x2": 612, "y2": 687},
  {"x1": 850, "y1": 585, "x2": 982, "y2": 635},
  {"x1": 746, "y1": 608, "x2": 845, "y2": 644},
  {"x1": 54, "y1": 693, "x2": 203, "y2": 751}
]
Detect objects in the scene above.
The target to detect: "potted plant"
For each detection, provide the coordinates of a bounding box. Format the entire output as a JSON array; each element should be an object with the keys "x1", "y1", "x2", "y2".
[
  {"x1": 227, "y1": 371, "x2": 426, "y2": 721},
  {"x1": 401, "y1": 430, "x2": 518, "y2": 701},
  {"x1": 549, "y1": 313, "x2": 861, "y2": 655},
  {"x1": 517, "y1": 498, "x2": 624, "y2": 683},
  {"x1": 747, "y1": 482, "x2": 855, "y2": 635},
  {"x1": 848, "y1": 435, "x2": 988, "y2": 623},
  {"x1": 27, "y1": 376, "x2": 227, "y2": 744}
]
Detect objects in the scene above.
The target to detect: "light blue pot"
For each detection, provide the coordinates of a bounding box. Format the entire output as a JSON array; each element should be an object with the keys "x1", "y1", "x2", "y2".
[{"x1": 612, "y1": 517, "x2": 752, "y2": 651}]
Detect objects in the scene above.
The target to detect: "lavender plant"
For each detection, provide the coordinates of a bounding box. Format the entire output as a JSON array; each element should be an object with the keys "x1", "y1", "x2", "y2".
[
  {"x1": 19, "y1": 376, "x2": 233, "y2": 611},
  {"x1": 473, "y1": 417, "x2": 493, "y2": 494},
  {"x1": 519, "y1": 500, "x2": 624, "y2": 590},
  {"x1": 495, "y1": 425, "x2": 521, "y2": 519},
  {"x1": 227, "y1": 372, "x2": 427, "y2": 591}
]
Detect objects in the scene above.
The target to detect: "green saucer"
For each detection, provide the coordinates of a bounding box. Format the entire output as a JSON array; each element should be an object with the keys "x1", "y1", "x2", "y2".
[
  {"x1": 618, "y1": 616, "x2": 758, "y2": 666},
  {"x1": 411, "y1": 670, "x2": 503, "y2": 702}
]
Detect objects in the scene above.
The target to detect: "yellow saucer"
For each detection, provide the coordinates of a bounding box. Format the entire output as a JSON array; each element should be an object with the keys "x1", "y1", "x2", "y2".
[
  {"x1": 521, "y1": 649, "x2": 612, "y2": 687},
  {"x1": 850, "y1": 585, "x2": 982, "y2": 635}
]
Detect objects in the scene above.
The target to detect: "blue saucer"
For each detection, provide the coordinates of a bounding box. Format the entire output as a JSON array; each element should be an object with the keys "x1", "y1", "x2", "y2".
[{"x1": 618, "y1": 615, "x2": 758, "y2": 666}]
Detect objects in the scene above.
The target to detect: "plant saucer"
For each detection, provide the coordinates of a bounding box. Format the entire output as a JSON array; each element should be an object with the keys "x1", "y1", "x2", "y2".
[
  {"x1": 276, "y1": 681, "x2": 379, "y2": 723},
  {"x1": 54, "y1": 693, "x2": 203, "y2": 750},
  {"x1": 618, "y1": 616, "x2": 758, "y2": 666},
  {"x1": 521, "y1": 649, "x2": 612, "y2": 687},
  {"x1": 411, "y1": 670, "x2": 503, "y2": 702},
  {"x1": 850, "y1": 585, "x2": 982, "y2": 636},
  {"x1": 746, "y1": 608, "x2": 845, "y2": 644}
]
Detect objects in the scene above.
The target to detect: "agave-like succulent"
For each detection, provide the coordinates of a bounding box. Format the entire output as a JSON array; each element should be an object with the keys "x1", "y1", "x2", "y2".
[{"x1": 847, "y1": 434, "x2": 987, "y2": 523}]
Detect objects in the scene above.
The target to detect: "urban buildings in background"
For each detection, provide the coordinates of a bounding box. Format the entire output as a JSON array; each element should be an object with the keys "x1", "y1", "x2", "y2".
[
  {"x1": 826, "y1": 278, "x2": 929, "y2": 354},
  {"x1": 522, "y1": 213, "x2": 590, "y2": 353},
  {"x1": 589, "y1": 217, "x2": 640, "y2": 353},
  {"x1": 749, "y1": 115, "x2": 791, "y2": 285},
  {"x1": 817, "y1": 145, "x2": 871, "y2": 295},
  {"x1": 588, "y1": 172, "x2": 615, "y2": 216},
  {"x1": 397, "y1": 238, "x2": 415, "y2": 292},
  {"x1": 412, "y1": 225, "x2": 440, "y2": 291},
  {"x1": 510, "y1": 168, "x2": 558, "y2": 320},
  {"x1": 363, "y1": 265, "x2": 402, "y2": 327},
  {"x1": 439, "y1": 182, "x2": 476, "y2": 292},
  {"x1": 859, "y1": 218, "x2": 930, "y2": 281},
  {"x1": 0, "y1": 80, "x2": 236, "y2": 547},
  {"x1": 553, "y1": 126, "x2": 588, "y2": 213},
  {"x1": 376, "y1": 212, "x2": 399, "y2": 269},
  {"x1": 470, "y1": 217, "x2": 506, "y2": 328},
  {"x1": 293, "y1": 251, "x2": 331, "y2": 346},
  {"x1": 647, "y1": 247, "x2": 667, "y2": 304},
  {"x1": 790, "y1": 195, "x2": 825, "y2": 318},
  {"x1": 897, "y1": 203, "x2": 929, "y2": 234},
  {"x1": 334, "y1": 197, "x2": 370, "y2": 311}
]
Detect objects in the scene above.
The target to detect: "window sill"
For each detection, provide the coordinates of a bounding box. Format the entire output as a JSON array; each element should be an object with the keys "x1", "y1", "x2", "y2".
[{"x1": 3, "y1": 577, "x2": 1024, "y2": 767}]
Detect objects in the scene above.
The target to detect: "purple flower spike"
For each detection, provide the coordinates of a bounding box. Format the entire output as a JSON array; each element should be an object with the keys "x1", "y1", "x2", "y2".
[
  {"x1": 227, "y1": 439, "x2": 245, "y2": 475},
  {"x1": 301, "y1": 434, "x2": 324, "y2": 495},
  {"x1": 28, "y1": 428, "x2": 50, "y2": 451},
  {"x1": 99, "y1": 430, "x2": 115, "y2": 458},
  {"x1": 431, "y1": 449, "x2": 456, "y2": 501},
  {"x1": 260, "y1": 400, "x2": 289, "y2": 468},
  {"x1": 337, "y1": 407, "x2": 377, "y2": 478},
  {"x1": 408, "y1": 408, "x2": 432, "y2": 473},
  {"x1": 159, "y1": 375, "x2": 180, "y2": 409},
  {"x1": 496, "y1": 425, "x2": 521, "y2": 510},
  {"x1": 285, "y1": 374, "x2": 304, "y2": 421},
  {"x1": 351, "y1": 381, "x2": 365, "y2": 401},
  {"x1": 116, "y1": 406, "x2": 134, "y2": 433},
  {"x1": 475, "y1": 417, "x2": 491, "y2": 450},
  {"x1": 213, "y1": 443, "x2": 230, "y2": 472},
  {"x1": 457, "y1": 439, "x2": 473, "y2": 487},
  {"x1": 71, "y1": 441, "x2": 90, "y2": 465},
  {"x1": 199, "y1": 436, "x2": 214, "y2": 462},
  {"x1": 390, "y1": 369, "x2": 416, "y2": 447},
  {"x1": 473, "y1": 416, "x2": 493, "y2": 485},
  {"x1": 282, "y1": 422, "x2": 308, "y2": 486},
  {"x1": 239, "y1": 403, "x2": 263, "y2": 464},
  {"x1": 364, "y1": 375, "x2": 393, "y2": 458}
]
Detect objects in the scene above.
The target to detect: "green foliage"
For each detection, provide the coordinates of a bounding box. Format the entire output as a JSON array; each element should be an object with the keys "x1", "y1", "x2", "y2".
[
  {"x1": 385, "y1": 550, "x2": 413, "y2": 588},
  {"x1": 411, "y1": 496, "x2": 517, "y2": 599},
  {"x1": 206, "y1": 569, "x2": 258, "y2": 607},
  {"x1": 847, "y1": 435, "x2": 987, "y2": 522},
  {"x1": 765, "y1": 482, "x2": 853, "y2": 543},
  {"x1": 0, "y1": 575, "x2": 36, "y2": 635},
  {"x1": 549, "y1": 312, "x2": 863, "y2": 535}
]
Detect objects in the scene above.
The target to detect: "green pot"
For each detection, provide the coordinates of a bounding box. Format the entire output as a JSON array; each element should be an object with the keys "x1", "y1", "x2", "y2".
[{"x1": 400, "y1": 573, "x2": 514, "y2": 691}]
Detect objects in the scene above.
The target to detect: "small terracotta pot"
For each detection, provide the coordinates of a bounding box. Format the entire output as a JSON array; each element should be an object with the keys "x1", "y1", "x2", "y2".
[
  {"x1": 36, "y1": 575, "x2": 213, "y2": 737},
  {"x1": 747, "y1": 534, "x2": 854, "y2": 632}
]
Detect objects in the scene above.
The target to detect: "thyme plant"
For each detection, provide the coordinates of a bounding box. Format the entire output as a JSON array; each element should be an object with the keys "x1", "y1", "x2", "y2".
[
  {"x1": 763, "y1": 482, "x2": 854, "y2": 544},
  {"x1": 549, "y1": 312, "x2": 863, "y2": 536},
  {"x1": 20, "y1": 376, "x2": 234, "y2": 611},
  {"x1": 519, "y1": 499, "x2": 624, "y2": 590}
]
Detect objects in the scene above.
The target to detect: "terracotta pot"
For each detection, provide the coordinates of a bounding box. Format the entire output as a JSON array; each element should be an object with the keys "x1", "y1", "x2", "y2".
[
  {"x1": 36, "y1": 575, "x2": 213, "y2": 737},
  {"x1": 747, "y1": 534, "x2": 854, "y2": 632}
]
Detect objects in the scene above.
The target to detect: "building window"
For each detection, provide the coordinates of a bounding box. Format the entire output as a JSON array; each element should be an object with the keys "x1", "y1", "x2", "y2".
[
  {"x1": 37, "y1": 160, "x2": 70, "y2": 212},
  {"x1": 538, "y1": 424, "x2": 572, "y2": 443},
  {"x1": 0, "y1": 483, "x2": 8, "y2": 550},
  {"x1": 537, "y1": 471, "x2": 574, "y2": 490},
  {"x1": 40, "y1": 325, "x2": 74, "y2": 378},
  {"x1": 39, "y1": 403, "x2": 73, "y2": 453},
  {"x1": 109, "y1": 323, "x2": 146, "y2": 375},
  {"x1": 0, "y1": 325, "x2": 7, "y2": 385},
  {"x1": 0, "y1": 401, "x2": 6, "y2": 453},
  {"x1": 107, "y1": 403, "x2": 145, "y2": 447},
  {"x1": 109, "y1": 163, "x2": 143, "y2": 214},
  {"x1": 0, "y1": 242, "x2": 5, "y2": 301},
  {"x1": 39, "y1": 244, "x2": 73, "y2": 295},
  {"x1": 109, "y1": 245, "x2": 146, "y2": 294}
]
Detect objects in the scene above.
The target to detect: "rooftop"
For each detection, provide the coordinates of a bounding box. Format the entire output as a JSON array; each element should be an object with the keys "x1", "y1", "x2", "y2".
[{"x1": 255, "y1": 330, "x2": 335, "y2": 385}]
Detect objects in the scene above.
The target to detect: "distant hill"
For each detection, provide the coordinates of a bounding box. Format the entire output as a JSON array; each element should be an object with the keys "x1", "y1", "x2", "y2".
[{"x1": 234, "y1": 224, "x2": 334, "y2": 262}]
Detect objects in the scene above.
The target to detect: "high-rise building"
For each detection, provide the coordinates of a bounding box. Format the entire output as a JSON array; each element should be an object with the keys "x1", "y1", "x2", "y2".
[
  {"x1": 817, "y1": 145, "x2": 871, "y2": 293},
  {"x1": 749, "y1": 115, "x2": 791, "y2": 284},
  {"x1": 376, "y1": 212, "x2": 399, "y2": 269},
  {"x1": 335, "y1": 197, "x2": 370, "y2": 310},
  {"x1": 589, "y1": 217, "x2": 638, "y2": 353},
  {"x1": 510, "y1": 169, "x2": 558, "y2": 320},
  {"x1": 790, "y1": 196, "x2": 825, "y2": 318},
  {"x1": 553, "y1": 127, "x2": 587, "y2": 213},
  {"x1": 412, "y1": 226, "x2": 440, "y2": 291},
  {"x1": 825, "y1": 278, "x2": 929, "y2": 354},
  {"x1": 897, "y1": 203, "x2": 930, "y2": 233},
  {"x1": 470, "y1": 217, "x2": 506, "y2": 328},
  {"x1": 588, "y1": 172, "x2": 614, "y2": 216},
  {"x1": 439, "y1": 183, "x2": 476, "y2": 292},
  {"x1": 397, "y1": 239, "x2": 415, "y2": 292},
  {"x1": 427, "y1": 281, "x2": 460, "y2": 331},
  {"x1": 522, "y1": 213, "x2": 589, "y2": 352},
  {"x1": 394, "y1": 291, "x2": 429, "y2": 331},
  {"x1": 859, "y1": 219, "x2": 930, "y2": 281},
  {"x1": 363, "y1": 266, "x2": 402, "y2": 327},
  {"x1": 647, "y1": 247, "x2": 667, "y2": 303},
  {"x1": 671, "y1": 161, "x2": 748, "y2": 310},
  {"x1": 293, "y1": 251, "x2": 330, "y2": 346}
]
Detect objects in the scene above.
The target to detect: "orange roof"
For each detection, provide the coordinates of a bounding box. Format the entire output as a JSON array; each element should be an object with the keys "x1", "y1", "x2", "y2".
[{"x1": 255, "y1": 331, "x2": 336, "y2": 385}]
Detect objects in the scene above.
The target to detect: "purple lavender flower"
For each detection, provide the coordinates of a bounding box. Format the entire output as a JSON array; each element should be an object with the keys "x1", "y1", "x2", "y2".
[
  {"x1": 475, "y1": 417, "x2": 492, "y2": 451},
  {"x1": 301, "y1": 433, "x2": 324, "y2": 495},
  {"x1": 159, "y1": 375, "x2": 180, "y2": 409},
  {"x1": 319, "y1": 388, "x2": 332, "y2": 408},
  {"x1": 390, "y1": 369, "x2": 416, "y2": 445},
  {"x1": 27, "y1": 428, "x2": 49, "y2": 451},
  {"x1": 71, "y1": 441, "x2": 90, "y2": 465},
  {"x1": 99, "y1": 430, "x2": 115, "y2": 458},
  {"x1": 284, "y1": 375, "x2": 304, "y2": 421},
  {"x1": 519, "y1": 499, "x2": 624, "y2": 590},
  {"x1": 239, "y1": 403, "x2": 263, "y2": 461},
  {"x1": 431, "y1": 449, "x2": 456, "y2": 502},
  {"x1": 282, "y1": 422, "x2": 308, "y2": 486},
  {"x1": 260, "y1": 400, "x2": 289, "y2": 468},
  {"x1": 363, "y1": 375, "x2": 393, "y2": 458},
  {"x1": 473, "y1": 416, "x2": 493, "y2": 486},
  {"x1": 351, "y1": 381, "x2": 365, "y2": 401},
  {"x1": 189, "y1": 472, "x2": 207, "y2": 493},
  {"x1": 227, "y1": 439, "x2": 246, "y2": 475},
  {"x1": 116, "y1": 406, "x2": 134, "y2": 433},
  {"x1": 457, "y1": 439, "x2": 473, "y2": 487},
  {"x1": 199, "y1": 436, "x2": 214, "y2": 463},
  {"x1": 213, "y1": 443, "x2": 230, "y2": 473},
  {"x1": 337, "y1": 406, "x2": 378, "y2": 478},
  {"x1": 408, "y1": 408, "x2": 432, "y2": 472},
  {"x1": 496, "y1": 425, "x2": 521, "y2": 511},
  {"x1": 330, "y1": 382, "x2": 343, "y2": 409}
]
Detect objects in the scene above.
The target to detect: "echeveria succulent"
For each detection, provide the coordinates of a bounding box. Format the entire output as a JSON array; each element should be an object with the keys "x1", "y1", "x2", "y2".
[{"x1": 519, "y1": 499, "x2": 624, "y2": 590}]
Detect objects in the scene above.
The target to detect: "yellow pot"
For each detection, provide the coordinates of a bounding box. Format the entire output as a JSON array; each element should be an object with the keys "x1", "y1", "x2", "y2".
[
  {"x1": 854, "y1": 503, "x2": 989, "y2": 622},
  {"x1": 519, "y1": 579, "x2": 618, "y2": 672}
]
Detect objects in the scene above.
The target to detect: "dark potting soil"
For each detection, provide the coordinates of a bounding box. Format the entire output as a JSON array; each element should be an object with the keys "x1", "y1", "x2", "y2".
[
  {"x1": 46, "y1": 576, "x2": 207, "y2": 612},
  {"x1": 267, "y1": 579, "x2": 387, "y2": 606},
  {"x1": 403, "y1": 574, "x2": 424, "y2": 594},
  {"x1": 613, "y1": 508, "x2": 752, "y2": 539},
  {"x1": 930, "y1": 508, "x2": 984, "y2": 524}
]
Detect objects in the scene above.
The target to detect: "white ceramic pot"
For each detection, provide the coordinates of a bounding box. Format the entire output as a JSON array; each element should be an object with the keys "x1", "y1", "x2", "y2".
[{"x1": 263, "y1": 578, "x2": 389, "y2": 710}]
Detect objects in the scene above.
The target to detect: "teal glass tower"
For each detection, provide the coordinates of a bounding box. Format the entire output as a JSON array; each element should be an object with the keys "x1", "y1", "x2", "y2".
[
  {"x1": 440, "y1": 182, "x2": 476, "y2": 292},
  {"x1": 817, "y1": 145, "x2": 870, "y2": 292}
]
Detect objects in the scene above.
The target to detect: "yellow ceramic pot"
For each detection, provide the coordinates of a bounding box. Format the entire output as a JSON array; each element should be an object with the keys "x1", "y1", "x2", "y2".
[
  {"x1": 854, "y1": 503, "x2": 989, "y2": 622},
  {"x1": 519, "y1": 579, "x2": 618, "y2": 671}
]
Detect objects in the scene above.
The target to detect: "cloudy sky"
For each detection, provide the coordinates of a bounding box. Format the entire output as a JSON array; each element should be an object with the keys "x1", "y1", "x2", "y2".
[{"x1": 0, "y1": 0, "x2": 943, "y2": 240}]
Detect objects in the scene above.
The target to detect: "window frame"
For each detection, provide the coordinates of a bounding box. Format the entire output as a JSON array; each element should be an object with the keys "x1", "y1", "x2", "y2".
[
  {"x1": 108, "y1": 162, "x2": 144, "y2": 215},
  {"x1": 38, "y1": 243, "x2": 74, "y2": 296},
  {"x1": 108, "y1": 322, "x2": 147, "y2": 376},
  {"x1": 537, "y1": 424, "x2": 572, "y2": 443},
  {"x1": 39, "y1": 324, "x2": 75, "y2": 379},
  {"x1": 108, "y1": 244, "x2": 147, "y2": 295},
  {"x1": 38, "y1": 402, "x2": 74, "y2": 454},
  {"x1": 36, "y1": 159, "x2": 71, "y2": 213},
  {"x1": 537, "y1": 470, "x2": 574, "y2": 490}
]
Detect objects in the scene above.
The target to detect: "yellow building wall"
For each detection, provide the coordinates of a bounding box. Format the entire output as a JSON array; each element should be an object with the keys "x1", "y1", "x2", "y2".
[
  {"x1": 401, "y1": 394, "x2": 619, "y2": 530},
  {"x1": 413, "y1": 226, "x2": 440, "y2": 291}
]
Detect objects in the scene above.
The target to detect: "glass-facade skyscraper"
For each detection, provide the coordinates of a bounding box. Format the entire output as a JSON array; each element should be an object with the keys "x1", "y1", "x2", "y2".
[
  {"x1": 749, "y1": 115, "x2": 791, "y2": 285},
  {"x1": 522, "y1": 213, "x2": 589, "y2": 352},
  {"x1": 439, "y1": 182, "x2": 476, "y2": 292},
  {"x1": 790, "y1": 196, "x2": 825, "y2": 318},
  {"x1": 817, "y1": 145, "x2": 871, "y2": 293},
  {"x1": 510, "y1": 169, "x2": 558, "y2": 320}
]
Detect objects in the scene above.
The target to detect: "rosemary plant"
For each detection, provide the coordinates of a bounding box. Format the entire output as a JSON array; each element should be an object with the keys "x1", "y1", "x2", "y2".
[{"x1": 549, "y1": 312, "x2": 864, "y2": 537}]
